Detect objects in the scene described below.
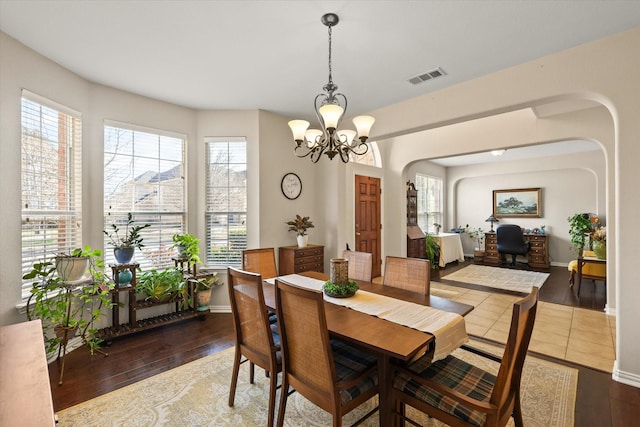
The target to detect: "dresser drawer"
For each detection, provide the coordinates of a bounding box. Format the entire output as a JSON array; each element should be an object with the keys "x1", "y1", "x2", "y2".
[
  {"x1": 279, "y1": 245, "x2": 325, "y2": 275},
  {"x1": 294, "y1": 247, "x2": 323, "y2": 258}
]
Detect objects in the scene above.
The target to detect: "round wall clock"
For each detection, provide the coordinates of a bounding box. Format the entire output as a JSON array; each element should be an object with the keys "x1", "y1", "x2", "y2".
[{"x1": 281, "y1": 172, "x2": 302, "y2": 200}]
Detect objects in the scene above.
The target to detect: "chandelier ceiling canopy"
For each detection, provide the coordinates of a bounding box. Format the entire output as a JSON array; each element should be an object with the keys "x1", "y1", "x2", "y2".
[{"x1": 288, "y1": 13, "x2": 375, "y2": 163}]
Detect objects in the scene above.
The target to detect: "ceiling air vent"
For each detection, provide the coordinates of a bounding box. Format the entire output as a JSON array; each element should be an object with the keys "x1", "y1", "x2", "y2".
[{"x1": 408, "y1": 67, "x2": 447, "y2": 85}]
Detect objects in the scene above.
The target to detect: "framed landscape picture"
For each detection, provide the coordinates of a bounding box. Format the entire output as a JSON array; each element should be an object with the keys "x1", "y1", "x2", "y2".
[{"x1": 493, "y1": 188, "x2": 541, "y2": 218}]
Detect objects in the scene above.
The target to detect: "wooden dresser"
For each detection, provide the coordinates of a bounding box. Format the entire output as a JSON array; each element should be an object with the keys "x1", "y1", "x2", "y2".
[
  {"x1": 484, "y1": 232, "x2": 550, "y2": 270},
  {"x1": 279, "y1": 244, "x2": 324, "y2": 275}
]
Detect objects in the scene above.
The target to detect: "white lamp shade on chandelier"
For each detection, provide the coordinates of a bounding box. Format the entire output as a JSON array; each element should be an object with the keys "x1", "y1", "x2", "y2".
[{"x1": 288, "y1": 13, "x2": 375, "y2": 163}]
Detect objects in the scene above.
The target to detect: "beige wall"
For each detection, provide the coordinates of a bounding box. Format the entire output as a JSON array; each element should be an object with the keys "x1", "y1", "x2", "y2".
[{"x1": 2, "y1": 28, "x2": 639, "y2": 387}]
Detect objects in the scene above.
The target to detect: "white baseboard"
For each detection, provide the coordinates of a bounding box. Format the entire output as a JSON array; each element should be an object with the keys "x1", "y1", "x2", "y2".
[
  {"x1": 613, "y1": 361, "x2": 640, "y2": 388},
  {"x1": 208, "y1": 305, "x2": 231, "y2": 313}
]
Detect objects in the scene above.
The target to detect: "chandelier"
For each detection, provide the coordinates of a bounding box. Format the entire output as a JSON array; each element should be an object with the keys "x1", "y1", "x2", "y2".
[{"x1": 288, "y1": 13, "x2": 375, "y2": 163}]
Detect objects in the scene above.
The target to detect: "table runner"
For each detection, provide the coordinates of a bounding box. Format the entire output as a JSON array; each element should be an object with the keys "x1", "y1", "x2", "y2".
[{"x1": 271, "y1": 274, "x2": 469, "y2": 361}]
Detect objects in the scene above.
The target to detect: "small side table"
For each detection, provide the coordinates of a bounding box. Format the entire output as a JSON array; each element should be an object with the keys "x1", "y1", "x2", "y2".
[{"x1": 575, "y1": 252, "x2": 606, "y2": 296}]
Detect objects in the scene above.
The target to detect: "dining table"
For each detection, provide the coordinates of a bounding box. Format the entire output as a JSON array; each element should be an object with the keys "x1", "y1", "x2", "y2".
[{"x1": 262, "y1": 270, "x2": 474, "y2": 426}]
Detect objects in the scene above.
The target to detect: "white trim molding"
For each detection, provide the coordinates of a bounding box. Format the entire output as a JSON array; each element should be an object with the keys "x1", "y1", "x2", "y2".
[{"x1": 613, "y1": 361, "x2": 640, "y2": 388}]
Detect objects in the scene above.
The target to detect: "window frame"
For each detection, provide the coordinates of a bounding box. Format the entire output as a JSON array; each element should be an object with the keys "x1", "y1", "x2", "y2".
[
  {"x1": 20, "y1": 90, "x2": 83, "y2": 300},
  {"x1": 415, "y1": 173, "x2": 444, "y2": 234}
]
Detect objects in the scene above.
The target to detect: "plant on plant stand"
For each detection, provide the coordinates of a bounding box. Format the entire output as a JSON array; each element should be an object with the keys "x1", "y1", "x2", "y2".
[
  {"x1": 104, "y1": 212, "x2": 151, "y2": 264},
  {"x1": 136, "y1": 267, "x2": 188, "y2": 307},
  {"x1": 286, "y1": 214, "x2": 314, "y2": 248},
  {"x1": 171, "y1": 233, "x2": 202, "y2": 274},
  {"x1": 189, "y1": 273, "x2": 221, "y2": 314},
  {"x1": 24, "y1": 246, "x2": 114, "y2": 363}
]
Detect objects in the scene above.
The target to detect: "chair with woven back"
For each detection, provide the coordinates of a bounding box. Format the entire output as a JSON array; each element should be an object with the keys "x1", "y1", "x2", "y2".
[
  {"x1": 242, "y1": 247, "x2": 278, "y2": 279},
  {"x1": 391, "y1": 287, "x2": 539, "y2": 427},
  {"x1": 342, "y1": 250, "x2": 373, "y2": 282},
  {"x1": 382, "y1": 256, "x2": 430, "y2": 295},
  {"x1": 227, "y1": 267, "x2": 281, "y2": 427},
  {"x1": 275, "y1": 278, "x2": 380, "y2": 427}
]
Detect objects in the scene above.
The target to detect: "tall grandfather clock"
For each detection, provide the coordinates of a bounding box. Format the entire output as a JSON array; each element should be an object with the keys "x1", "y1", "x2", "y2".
[{"x1": 406, "y1": 181, "x2": 426, "y2": 259}]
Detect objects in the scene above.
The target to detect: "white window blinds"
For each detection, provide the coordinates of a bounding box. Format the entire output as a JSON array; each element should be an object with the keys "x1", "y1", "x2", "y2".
[
  {"x1": 104, "y1": 122, "x2": 186, "y2": 270},
  {"x1": 21, "y1": 91, "x2": 83, "y2": 299},
  {"x1": 416, "y1": 174, "x2": 444, "y2": 234},
  {"x1": 205, "y1": 138, "x2": 247, "y2": 267}
]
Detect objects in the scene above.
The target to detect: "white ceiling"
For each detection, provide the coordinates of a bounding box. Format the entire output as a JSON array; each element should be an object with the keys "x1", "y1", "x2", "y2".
[{"x1": 1, "y1": 1, "x2": 637, "y2": 165}]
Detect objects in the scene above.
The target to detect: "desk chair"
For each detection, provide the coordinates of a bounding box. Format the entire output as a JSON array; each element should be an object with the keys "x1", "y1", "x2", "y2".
[
  {"x1": 391, "y1": 288, "x2": 538, "y2": 427},
  {"x1": 242, "y1": 248, "x2": 278, "y2": 279},
  {"x1": 496, "y1": 225, "x2": 530, "y2": 267},
  {"x1": 275, "y1": 279, "x2": 379, "y2": 427},
  {"x1": 383, "y1": 256, "x2": 430, "y2": 295},
  {"x1": 227, "y1": 267, "x2": 281, "y2": 427},
  {"x1": 342, "y1": 250, "x2": 373, "y2": 282},
  {"x1": 568, "y1": 250, "x2": 606, "y2": 296}
]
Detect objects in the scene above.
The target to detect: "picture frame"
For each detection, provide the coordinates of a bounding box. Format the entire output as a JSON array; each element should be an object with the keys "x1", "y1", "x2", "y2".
[{"x1": 493, "y1": 188, "x2": 541, "y2": 218}]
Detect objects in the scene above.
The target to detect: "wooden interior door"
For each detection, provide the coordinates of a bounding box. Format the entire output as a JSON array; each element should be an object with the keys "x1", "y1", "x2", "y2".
[{"x1": 354, "y1": 175, "x2": 382, "y2": 279}]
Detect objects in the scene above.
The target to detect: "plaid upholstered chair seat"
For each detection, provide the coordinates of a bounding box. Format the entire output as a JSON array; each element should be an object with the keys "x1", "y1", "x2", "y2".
[
  {"x1": 393, "y1": 353, "x2": 496, "y2": 427},
  {"x1": 330, "y1": 339, "x2": 379, "y2": 405},
  {"x1": 391, "y1": 288, "x2": 539, "y2": 427}
]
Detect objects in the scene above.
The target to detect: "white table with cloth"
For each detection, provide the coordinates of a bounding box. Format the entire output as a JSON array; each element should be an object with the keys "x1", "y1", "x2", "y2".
[{"x1": 435, "y1": 232, "x2": 465, "y2": 268}]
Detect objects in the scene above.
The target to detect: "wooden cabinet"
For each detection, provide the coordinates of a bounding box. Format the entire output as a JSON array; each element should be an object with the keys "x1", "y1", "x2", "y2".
[
  {"x1": 279, "y1": 244, "x2": 324, "y2": 275},
  {"x1": 406, "y1": 181, "x2": 426, "y2": 258},
  {"x1": 484, "y1": 232, "x2": 550, "y2": 270}
]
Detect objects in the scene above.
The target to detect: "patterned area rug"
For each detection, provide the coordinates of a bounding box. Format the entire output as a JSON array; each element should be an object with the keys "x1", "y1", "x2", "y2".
[
  {"x1": 56, "y1": 342, "x2": 576, "y2": 426},
  {"x1": 441, "y1": 265, "x2": 550, "y2": 293}
]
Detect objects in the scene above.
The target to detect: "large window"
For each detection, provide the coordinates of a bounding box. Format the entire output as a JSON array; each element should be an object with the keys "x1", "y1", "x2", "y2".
[
  {"x1": 21, "y1": 91, "x2": 82, "y2": 300},
  {"x1": 205, "y1": 138, "x2": 247, "y2": 267},
  {"x1": 104, "y1": 122, "x2": 185, "y2": 270},
  {"x1": 416, "y1": 174, "x2": 443, "y2": 234}
]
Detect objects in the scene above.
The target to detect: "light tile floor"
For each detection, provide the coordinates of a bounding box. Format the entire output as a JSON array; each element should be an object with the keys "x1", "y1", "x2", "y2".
[{"x1": 432, "y1": 282, "x2": 617, "y2": 372}]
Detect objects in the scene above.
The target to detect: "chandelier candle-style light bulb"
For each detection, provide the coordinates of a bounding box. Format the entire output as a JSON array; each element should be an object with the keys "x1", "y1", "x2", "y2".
[{"x1": 288, "y1": 13, "x2": 376, "y2": 163}]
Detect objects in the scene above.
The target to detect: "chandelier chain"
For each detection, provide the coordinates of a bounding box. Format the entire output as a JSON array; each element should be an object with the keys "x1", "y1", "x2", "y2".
[{"x1": 327, "y1": 24, "x2": 333, "y2": 85}]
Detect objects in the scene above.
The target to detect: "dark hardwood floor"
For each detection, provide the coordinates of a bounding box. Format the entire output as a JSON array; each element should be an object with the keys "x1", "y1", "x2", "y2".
[{"x1": 49, "y1": 262, "x2": 639, "y2": 426}]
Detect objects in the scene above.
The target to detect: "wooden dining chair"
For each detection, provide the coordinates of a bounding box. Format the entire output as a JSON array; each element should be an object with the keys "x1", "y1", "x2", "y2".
[
  {"x1": 242, "y1": 248, "x2": 278, "y2": 279},
  {"x1": 275, "y1": 278, "x2": 380, "y2": 427},
  {"x1": 382, "y1": 256, "x2": 430, "y2": 295},
  {"x1": 227, "y1": 267, "x2": 281, "y2": 427},
  {"x1": 342, "y1": 250, "x2": 373, "y2": 282},
  {"x1": 391, "y1": 287, "x2": 539, "y2": 427}
]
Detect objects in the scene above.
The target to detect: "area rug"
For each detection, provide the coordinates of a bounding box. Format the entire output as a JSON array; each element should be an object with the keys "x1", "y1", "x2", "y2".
[
  {"x1": 56, "y1": 342, "x2": 577, "y2": 427},
  {"x1": 441, "y1": 264, "x2": 549, "y2": 293}
]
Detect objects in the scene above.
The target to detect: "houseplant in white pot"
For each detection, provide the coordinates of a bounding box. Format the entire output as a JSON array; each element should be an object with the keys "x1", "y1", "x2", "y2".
[{"x1": 286, "y1": 214, "x2": 314, "y2": 248}]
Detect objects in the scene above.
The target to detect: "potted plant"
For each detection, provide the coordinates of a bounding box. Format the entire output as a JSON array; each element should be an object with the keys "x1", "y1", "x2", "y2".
[
  {"x1": 54, "y1": 247, "x2": 90, "y2": 282},
  {"x1": 104, "y1": 212, "x2": 151, "y2": 264},
  {"x1": 467, "y1": 227, "x2": 485, "y2": 263},
  {"x1": 24, "y1": 246, "x2": 114, "y2": 357},
  {"x1": 567, "y1": 213, "x2": 594, "y2": 255},
  {"x1": 286, "y1": 214, "x2": 314, "y2": 248},
  {"x1": 591, "y1": 225, "x2": 606, "y2": 259},
  {"x1": 424, "y1": 233, "x2": 441, "y2": 278},
  {"x1": 136, "y1": 267, "x2": 186, "y2": 304},
  {"x1": 190, "y1": 273, "x2": 220, "y2": 312},
  {"x1": 171, "y1": 233, "x2": 202, "y2": 267}
]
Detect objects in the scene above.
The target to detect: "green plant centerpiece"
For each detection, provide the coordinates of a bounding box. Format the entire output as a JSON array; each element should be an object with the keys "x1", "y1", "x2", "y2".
[
  {"x1": 171, "y1": 233, "x2": 202, "y2": 267},
  {"x1": 104, "y1": 212, "x2": 151, "y2": 264},
  {"x1": 24, "y1": 246, "x2": 114, "y2": 357},
  {"x1": 567, "y1": 213, "x2": 594, "y2": 255},
  {"x1": 323, "y1": 280, "x2": 359, "y2": 298}
]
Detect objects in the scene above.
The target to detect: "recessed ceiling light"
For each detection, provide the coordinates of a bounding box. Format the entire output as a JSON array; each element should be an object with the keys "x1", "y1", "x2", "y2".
[{"x1": 491, "y1": 149, "x2": 506, "y2": 156}]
